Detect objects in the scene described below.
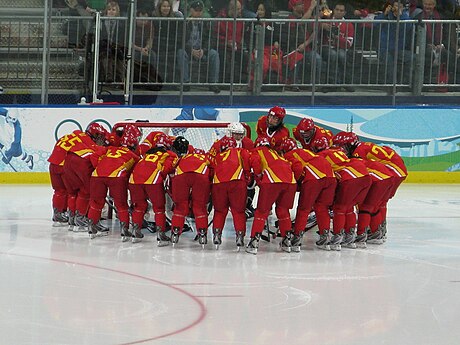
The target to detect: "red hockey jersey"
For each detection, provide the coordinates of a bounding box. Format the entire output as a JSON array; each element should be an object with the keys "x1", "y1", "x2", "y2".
[
  {"x1": 319, "y1": 148, "x2": 369, "y2": 181},
  {"x1": 250, "y1": 146, "x2": 295, "y2": 184},
  {"x1": 92, "y1": 146, "x2": 139, "y2": 178},
  {"x1": 211, "y1": 147, "x2": 251, "y2": 184},
  {"x1": 284, "y1": 148, "x2": 334, "y2": 181},
  {"x1": 129, "y1": 149, "x2": 177, "y2": 185},
  {"x1": 353, "y1": 142, "x2": 407, "y2": 178}
]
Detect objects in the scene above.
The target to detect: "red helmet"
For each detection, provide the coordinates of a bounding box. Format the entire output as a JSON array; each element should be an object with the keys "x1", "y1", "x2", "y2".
[
  {"x1": 120, "y1": 131, "x2": 139, "y2": 149},
  {"x1": 155, "y1": 133, "x2": 173, "y2": 149},
  {"x1": 86, "y1": 123, "x2": 109, "y2": 142},
  {"x1": 268, "y1": 106, "x2": 286, "y2": 120},
  {"x1": 297, "y1": 118, "x2": 315, "y2": 135},
  {"x1": 254, "y1": 136, "x2": 271, "y2": 148},
  {"x1": 123, "y1": 124, "x2": 142, "y2": 140},
  {"x1": 311, "y1": 136, "x2": 329, "y2": 152},
  {"x1": 193, "y1": 148, "x2": 206, "y2": 155},
  {"x1": 220, "y1": 136, "x2": 237, "y2": 151},
  {"x1": 120, "y1": 124, "x2": 140, "y2": 149},
  {"x1": 280, "y1": 137, "x2": 298, "y2": 153},
  {"x1": 333, "y1": 131, "x2": 359, "y2": 147}
]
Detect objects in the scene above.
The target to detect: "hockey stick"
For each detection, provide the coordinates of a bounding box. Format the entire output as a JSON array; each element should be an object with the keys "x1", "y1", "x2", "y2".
[{"x1": 0, "y1": 147, "x2": 18, "y2": 172}]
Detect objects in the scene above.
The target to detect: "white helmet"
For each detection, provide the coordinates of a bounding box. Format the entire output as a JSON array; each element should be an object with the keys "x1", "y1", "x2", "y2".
[{"x1": 227, "y1": 122, "x2": 245, "y2": 136}]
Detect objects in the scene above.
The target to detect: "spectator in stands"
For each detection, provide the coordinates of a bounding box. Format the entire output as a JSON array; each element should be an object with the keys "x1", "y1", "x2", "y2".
[
  {"x1": 99, "y1": 1, "x2": 126, "y2": 83},
  {"x1": 248, "y1": 1, "x2": 284, "y2": 88},
  {"x1": 181, "y1": 0, "x2": 214, "y2": 17},
  {"x1": 374, "y1": 1, "x2": 414, "y2": 84},
  {"x1": 215, "y1": 0, "x2": 249, "y2": 83},
  {"x1": 176, "y1": 0, "x2": 221, "y2": 93},
  {"x1": 319, "y1": 2, "x2": 354, "y2": 90},
  {"x1": 132, "y1": 7, "x2": 163, "y2": 87},
  {"x1": 152, "y1": 0, "x2": 183, "y2": 83},
  {"x1": 418, "y1": 0, "x2": 455, "y2": 85},
  {"x1": 281, "y1": 0, "x2": 323, "y2": 86}
]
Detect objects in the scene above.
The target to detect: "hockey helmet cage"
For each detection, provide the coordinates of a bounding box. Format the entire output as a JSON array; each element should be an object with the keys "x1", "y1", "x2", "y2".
[{"x1": 227, "y1": 122, "x2": 245, "y2": 135}]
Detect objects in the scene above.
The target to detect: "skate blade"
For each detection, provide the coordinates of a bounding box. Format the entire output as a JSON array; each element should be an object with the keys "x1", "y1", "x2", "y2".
[
  {"x1": 330, "y1": 244, "x2": 341, "y2": 251},
  {"x1": 316, "y1": 244, "x2": 331, "y2": 251},
  {"x1": 73, "y1": 227, "x2": 88, "y2": 233},
  {"x1": 245, "y1": 247, "x2": 258, "y2": 255},
  {"x1": 342, "y1": 243, "x2": 357, "y2": 249},
  {"x1": 157, "y1": 240, "x2": 170, "y2": 247},
  {"x1": 89, "y1": 232, "x2": 108, "y2": 239},
  {"x1": 131, "y1": 237, "x2": 143, "y2": 243},
  {"x1": 68, "y1": 225, "x2": 75, "y2": 231},
  {"x1": 291, "y1": 246, "x2": 301, "y2": 253},
  {"x1": 53, "y1": 222, "x2": 69, "y2": 227},
  {"x1": 356, "y1": 242, "x2": 367, "y2": 249},
  {"x1": 121, "y1": 236, "x2": 130, "y2": 242},
  {"x1": 367, "y1": 239, "x2": 384, "y2": 245}
]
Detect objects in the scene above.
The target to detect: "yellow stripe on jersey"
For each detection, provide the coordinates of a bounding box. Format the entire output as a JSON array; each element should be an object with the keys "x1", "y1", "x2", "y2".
[{"x1": 292, "y1": 151, "x2": 327, "y2": 179}]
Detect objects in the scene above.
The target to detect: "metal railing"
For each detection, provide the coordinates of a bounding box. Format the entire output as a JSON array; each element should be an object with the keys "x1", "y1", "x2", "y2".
[{"x1": 1, "y1": 9, "x2": 460, "y2": 105}]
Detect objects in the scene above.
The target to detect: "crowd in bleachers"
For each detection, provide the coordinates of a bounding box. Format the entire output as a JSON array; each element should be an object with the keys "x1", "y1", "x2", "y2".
[{"x1": 61, "y1": 0, "x2": 460, "y2": 91}]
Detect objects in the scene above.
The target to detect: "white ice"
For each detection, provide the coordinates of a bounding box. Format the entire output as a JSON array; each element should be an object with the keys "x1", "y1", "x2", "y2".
[{"x1": 0, "y1": 184, "x2": 459, "y2": 345}]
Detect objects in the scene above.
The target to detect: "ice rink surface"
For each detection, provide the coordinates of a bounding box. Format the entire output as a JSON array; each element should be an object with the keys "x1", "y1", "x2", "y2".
[{"x1": 0, "y1": 184, "x2": 459, "y2": 345}]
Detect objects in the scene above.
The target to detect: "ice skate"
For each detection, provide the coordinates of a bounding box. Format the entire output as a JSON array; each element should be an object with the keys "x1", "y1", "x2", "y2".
[
  {"x1": 74, "y1": 211, "x2": 90, "y2": 232},
  {"x1": 88, "y1": 220, "x2": 108, "y2": 239},
  {"x1": 52, "y1": 208, "x2": 69, "y2": 227},
  {"x1": 171, "y1": 227, "x2": 181, "y2": 247},
  {"x1": 157, "y1": 227, "x2": 171, "y2": 247},
  {"x1": 197, "y1": 228, "x2": 207, "y2": 249},
  {"x1": 235, "y1": 230, "x2": 245, "y2": 251},
  {"x1": 120, "y1": 222, "x2": 132, "y2": 242},
  {"x1": 329, "y1": 230, "x2": 344, "y2": 251},
  {"x1": 213, "y1": 229, "x2": 222, "y2": 249},
  {"x1": 355, "y1": 231, "x2": 367, "y2": 248},
  {"x1": 95, "y1": 221, "x2": 109, "y2": 234},
  {"x1": 315, "y1": 230, "x2": 331, "y2": 251},
  {"x1": 131, "y1": 224, "x2": 144, "y2": 243},
  {"x1": 68, "y1": 211, "x2": 76, "y2": 231},
  {"x1": 379, "y1": 220, "x2": 387, "y2": 242},
  {"x1": 367, "y1": 229, "x2": 383, "y2": 245},
  {"x1": 342, "y1": 228, "x2": 357, "y2": 249},
  {"x1": 291, "y1": 232, "x2": 304, "y2": 253},
  {"x1": 245, "y1": 233, "x2": 261, "y2": 255},
  {"x1": 280, "y1": 231, "x2": 293, "y2": 253}
]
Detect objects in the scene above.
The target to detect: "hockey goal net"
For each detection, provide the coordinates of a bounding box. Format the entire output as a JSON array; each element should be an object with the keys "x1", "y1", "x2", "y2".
[{"x1": 112, "y1": 121, "x2": 252, "y2": 151}]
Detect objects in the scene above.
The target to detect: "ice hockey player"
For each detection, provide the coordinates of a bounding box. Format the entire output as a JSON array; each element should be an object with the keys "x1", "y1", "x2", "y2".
[
  {"x1": 210, "y1": 136, "x2": 251, "y2": 250},
  {"x1": 292, "y1": 117, "x2": 333, "y2": 151},
  {"x1": 169, "y1": 136, "x2": 211, "y2": 248},
  {"x1": 333, "y1": 131, "x2": 407, "y2": 243},
  {"x1": 280, "y1": 137, "x2": 336, "y2": 252},
  {"x1": 246, "y1": 136, "x2": 297, "y2": 254},
  {"x1": 61, "y1": 123, "x2": 109, "y2": 231},
  {"x1": 128, "y1": 133, "x2": 177, "y2": 245},
  {"x1": 311, "y1": 136, "x2": 371, "y2": 250},
  {"x1": 87, "y1": 124, "x2": 140, "y2": 240},
  {"x1": 255, "y1": 106, "x2": 291, "y2": 153}
]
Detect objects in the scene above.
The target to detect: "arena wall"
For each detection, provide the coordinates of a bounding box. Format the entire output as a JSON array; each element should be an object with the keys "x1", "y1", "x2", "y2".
[{"x1": 0, "y1": 105, "x2": 459, "y2": 183}]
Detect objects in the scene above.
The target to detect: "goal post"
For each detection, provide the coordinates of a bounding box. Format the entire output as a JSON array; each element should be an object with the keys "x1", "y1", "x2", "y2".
[{"x1": 112, "y1": 121, "x2": 252, "y2": 151}]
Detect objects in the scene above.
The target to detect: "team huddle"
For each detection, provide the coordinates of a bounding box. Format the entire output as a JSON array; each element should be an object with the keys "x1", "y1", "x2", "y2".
[{"x1": 48, "y1": 106, "x2": 408, "y2": 255}]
